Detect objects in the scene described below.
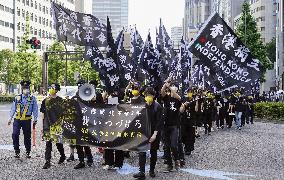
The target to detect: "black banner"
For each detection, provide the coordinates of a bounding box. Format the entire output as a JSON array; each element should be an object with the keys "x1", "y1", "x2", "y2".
[
  {"x1": 52, "y1": 3, "x2": 107, "y2": 47},
  {"x1": 190, "y1": 61, "x2": 217, "y2": 92},
  {"x1": 189, "y1": 13, "x2": 263, "y2": 91},
  {"x1": 62, "y1": 100, "x2": 151, "y2": 152}
]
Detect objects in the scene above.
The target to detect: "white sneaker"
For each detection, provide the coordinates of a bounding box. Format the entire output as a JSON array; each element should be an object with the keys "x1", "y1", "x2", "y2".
[{"x1": 103, "y1": 165, "x2": 110, "y2": 170}]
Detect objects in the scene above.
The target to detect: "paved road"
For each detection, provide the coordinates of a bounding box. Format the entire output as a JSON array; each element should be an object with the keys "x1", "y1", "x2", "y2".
[{"x1": 0, "y1": 103, "x2": 283, "y2": 180}]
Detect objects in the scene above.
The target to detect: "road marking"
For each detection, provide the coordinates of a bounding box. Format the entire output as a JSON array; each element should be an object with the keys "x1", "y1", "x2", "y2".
[
  {"x1": 0, "y1": 145, "x2": 23, "y2": 151},
  {"x1": 116, "y1": 163, "x2": 149, "y2": 175},
  {"x1": 181, "y1": 168, "x2": 255, "y2": 180}
]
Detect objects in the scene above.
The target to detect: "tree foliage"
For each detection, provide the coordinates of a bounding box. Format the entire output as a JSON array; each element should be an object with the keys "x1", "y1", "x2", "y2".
[
  {"x1": 47, "y1": 42, "x2": 65, "y2": 85},
  {"x1": 47, "y1": 44, "x2": 99, "y2": 86},
  {"x1": 15, "y1": 16, "x2": 42, "y2": 89},
  {"x1": 235, "y1": 1, "x2": 272, "y2": 82},
  {"x1": 0, "y1": 49, "x2": 17, "y2": 93},
  {"x1": 67, "y1": 46, "x2": 99, "y2": 85}
]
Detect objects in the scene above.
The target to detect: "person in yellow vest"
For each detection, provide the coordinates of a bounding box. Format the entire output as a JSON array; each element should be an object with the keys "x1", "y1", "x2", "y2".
[{"x1": 8, "y1": 80, "x2": 38, "y2": 158}]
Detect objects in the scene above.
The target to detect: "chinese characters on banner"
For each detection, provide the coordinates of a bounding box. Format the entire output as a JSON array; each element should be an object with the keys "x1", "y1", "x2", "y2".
[
  {"x1": 52, "y1": 3, "x2": 107, "y2": 47},
  {"x1": 190, "y1": 61, "x2": 217, "y2": 92},
  {"x1": 189, "y1": 13, "x2": 263, "y2": 91},
  {"x1": 62, "y1": 100, "x2": 151, "y2": 152}
]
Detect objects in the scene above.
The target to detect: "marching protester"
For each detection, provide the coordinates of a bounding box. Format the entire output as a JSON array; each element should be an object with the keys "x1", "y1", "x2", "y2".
[
  {"x1": 41, "y1": 83, "x2": 66, "y2": 169},
  {"x1": 202, "y1": 92, "x2": 215, "y2": 135},
  {"x1": 232, "y1": 92, "x2": 244, "y2": 130},
  {"x1": 180, "y1": 89, "x2": 196, "y2": 156},
  {"x1": 216, "y1": 94, "x2": 226, "y2": 129},
  {"x1": 8, "y1": 80, "x2": 38, "y2": 159},
  {"x1": 71, "y1": 80, "x2": 98, "y2": 169},
  {"x1": 103, "y1": 83, "x2": 125, "y2": 170},
  {"x1": 133, "y1": 87, "x2": 164, "y2": 179},
  {"x1": 160, "y1": 81, "x2": 183, "y2": 172},
  {"x1": 247, "y1": 95, "x2": 255, "y2": 124}
]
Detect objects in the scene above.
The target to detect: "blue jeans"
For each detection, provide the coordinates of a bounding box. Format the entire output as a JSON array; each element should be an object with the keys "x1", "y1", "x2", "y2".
[
  {"x1": 12, "y1": 119, "x2": 31, "y2": 153},
  {"x1": 235, "y1": 112, "x2": 242, "y2": 128}
]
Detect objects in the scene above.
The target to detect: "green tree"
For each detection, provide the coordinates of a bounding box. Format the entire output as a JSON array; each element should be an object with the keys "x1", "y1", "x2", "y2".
[
  {"x1": 67, "y1": 46, "x2": 99, "y2": 85},
  {"x1": 47, "y1": 42, "x2": 65, "y2": 84},
  {"x1": 14, "y1": 15, "x2": 42, "y2": 89},
  {"x1": 0, "y1": 49, "x2": 17, "y2": 93},
  {"x1": 235, "y1": 1, "x2": 272, "y2": 82},
  {"x1": 266, "y1": 37, "x2": 276, "y2": 66}
]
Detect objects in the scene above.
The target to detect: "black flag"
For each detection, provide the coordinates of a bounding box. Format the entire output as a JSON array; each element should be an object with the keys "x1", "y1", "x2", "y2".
[
  {"x1": 52, "y1": 2, "x2": 107, "y2": 47},
  {"x1": 189, "y1": 13, "x2": 263, "y2": 91},
  {"x1": 84, "y1": 17, "x2": 122, "y2": 91}
]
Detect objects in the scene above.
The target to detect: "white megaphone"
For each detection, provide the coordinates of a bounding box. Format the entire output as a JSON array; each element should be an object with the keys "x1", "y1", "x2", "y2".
[{"x1": 78, "y1": 83, "x2": 96, "y2": 101}]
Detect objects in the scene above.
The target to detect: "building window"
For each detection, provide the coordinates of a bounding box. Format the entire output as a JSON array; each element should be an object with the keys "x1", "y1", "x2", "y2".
[
  {"x1": 26, "y1": 11, "x2": 29, "y2": 19},
  {"x1": 261, "y1": 17, "x2": 265, "y2": 21},
  {"x1": 43, "y1": 18, "x2": 45, "y2": 25},
  {"x1": 5, "y1": 6, "x2": 9, "y2": 12},
  {"x1": 0, "y1": 5, "x2": 3, "y2": 11},
  {"x1": 35, "y1": 1, "x2": 37, "y2": 9},
  {"x1": 21, "y1": 23, "x2": 25, "y2": 31},
  {"x1": 50, "y1": 21, "x2": 52, "y2": 28},
  {"x1": 35, "y1": 15, "x2": 37, "y2": 22},
  {"x1": 261, "y1": 6, "x2": 265, "y2": 10},
  {"x1": 10, "y1": 38, "x2": 14, "y2": 43},
  {"x1": 46, "y1": 20, "x2": 48, "y2": 27},
  {"x1": 39, "y1": 3, "x2": 41, "y2": 11},
  {"x1": 31, "y1": 13, "x2": 34, "y2": 21},
  {"x1": 42, "y1": 30, "x2": 45, "y2": 38},
  {"x1": 261, "y1": 27, "x2": 265, "y2": 31},
  {"x1": 26, "y1": 0, "x2": 29, "y2": 6},
  {"x1": 39, "y1": 16, "x2": 41, "y2": 24},
  {"x1": 34, "y1": 28, "x2": 37, "y2": 35},
  {"x1": 17, "y1": 8, "x2": 20, "y2": 16},
  {"x1": 5, "y1": 22, "x2": 9, "y2": 27},
  {"x1": 31, "y1": 0, "x2": 33, "y2": 7},
  {"x1": 39, "y1": 29, "x2": 41, "y2": 37},
  {"x1": 17, "y1": 22, "x2": 20, "y2": 30},
  {"x1": 17, "y1": 36, "x2": 20, "y2": 45},
  {"x1": 43, "y1": 6, "x2": 45, "y2": 14},
  {"x1": 30, "y1": 27, "x2": 33, "y2": 34},
  {"x1": 10, "y1": 23, "x2": 14, "y2": 29},
  {"x1": 22, "y1": 0, "x2": 25, "y2": 5},
  {"x1": 22, "y1": 9, "x2": 25, "y2": 18}
]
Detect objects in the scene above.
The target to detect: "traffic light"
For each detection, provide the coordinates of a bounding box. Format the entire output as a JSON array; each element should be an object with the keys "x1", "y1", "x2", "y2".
[{"x1": 26, "y1": 37, "x2": 41, "y2": 49}]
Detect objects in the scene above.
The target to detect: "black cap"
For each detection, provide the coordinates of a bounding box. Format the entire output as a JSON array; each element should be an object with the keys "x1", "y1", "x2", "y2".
[
  {"x1": 50, "y1": 83, "x2": 61, "y2": 91},
  {"x1": 89, "y1": 79, "x2": 98, "y2": 87},
  {"x1": 77, "y1": 79, "x2": 86, "y2": 87},
  {"x1": 144, "y1": 87, "x2": 156, "y2": 96},
  {"x1": 20, "y1": 80, "x2": 31, "y2": 88}
]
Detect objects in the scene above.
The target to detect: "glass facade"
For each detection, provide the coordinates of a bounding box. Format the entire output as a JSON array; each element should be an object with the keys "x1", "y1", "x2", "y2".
[{"x1": 92, "y1": 0, "x2": 128, "y2": 36}]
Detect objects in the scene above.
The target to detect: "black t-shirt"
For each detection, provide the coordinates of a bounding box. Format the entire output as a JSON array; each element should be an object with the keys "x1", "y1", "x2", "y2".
[
  {"x1": 182, "y1": 98, "x2": 196, "y2": 126},
  {"x1": 235, "y1": 98, "x2": 245, "y2": 112},
  {"x1": 203, "y1": 99, "x2": 214, "y2": 112},
  {"x1": 163, "y1": 95, "x2": 182, "y2": 126},
  {"x1": 197, "y1": 97, "x2": 204, "y2": 112}
]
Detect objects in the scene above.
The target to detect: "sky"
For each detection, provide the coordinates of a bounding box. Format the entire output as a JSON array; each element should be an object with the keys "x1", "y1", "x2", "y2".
[{"x1": 129, "y1": 0, "x2": 184, "y2": 42}]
